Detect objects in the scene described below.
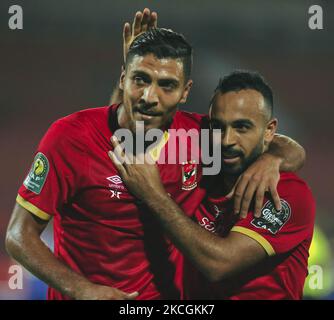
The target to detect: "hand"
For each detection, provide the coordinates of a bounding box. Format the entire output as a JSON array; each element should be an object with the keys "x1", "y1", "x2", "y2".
[
  {"x1": 123, "y1": 8, "x2": 158, "y2": 63},
  {"x1": 108, "y1": 136, "x2": 165, "y2": 201},
  {"x1": 227, "y1": 153, "x2": 282, "y2": 218},
  {"x1": 76, "y1": 282, "x2": 139, "y2": 300}
]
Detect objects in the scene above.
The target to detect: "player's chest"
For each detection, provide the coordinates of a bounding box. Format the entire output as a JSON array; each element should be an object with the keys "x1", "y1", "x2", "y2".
[
  {"x1": 196, "y1": 198, "x2": 236, "y2": 236},
  {"x1": 74, "y1": 152, "x2": 202, "y2": 221}
]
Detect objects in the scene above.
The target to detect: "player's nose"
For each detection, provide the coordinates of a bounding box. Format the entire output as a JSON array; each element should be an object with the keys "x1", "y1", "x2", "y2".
[
  {"x1": 221, "y1": 127, "x2": 237, "y2": 147},
  {"x1": 142, "y1": 85, "x2": 159, "y2": 105}
]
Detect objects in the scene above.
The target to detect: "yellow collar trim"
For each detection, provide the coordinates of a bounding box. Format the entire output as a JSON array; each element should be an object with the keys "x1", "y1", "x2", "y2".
[{"x1": 148, "y1": 131, "x2": 170, "y2": 162}]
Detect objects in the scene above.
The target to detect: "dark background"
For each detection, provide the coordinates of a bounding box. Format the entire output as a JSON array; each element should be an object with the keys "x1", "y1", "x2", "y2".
[{"x1": 0, "y1": 0, "x2": 333, "y2": 299}]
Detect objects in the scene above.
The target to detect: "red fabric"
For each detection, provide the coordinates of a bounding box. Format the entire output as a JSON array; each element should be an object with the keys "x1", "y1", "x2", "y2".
[
  {"x1": 186, "y1": 172, "x2": 316, "y2": 300},
  {"x1": 18, "y1": 105, "x2": 206, "y2": 300}
]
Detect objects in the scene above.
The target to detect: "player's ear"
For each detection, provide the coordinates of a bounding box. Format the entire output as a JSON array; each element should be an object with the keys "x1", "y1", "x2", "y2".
[
  {"x1": 208, "y1": 105, "x2": 213, "y2": 119},
  {"x1": 179, "y1": 79, "x2": 193, "y2": 104},
  {"x1": 264, "y1": 118, "x2": 278, "y2": 144},
  {"x1": 119, "y1": 68, "x2": 126, "y2": 90}
]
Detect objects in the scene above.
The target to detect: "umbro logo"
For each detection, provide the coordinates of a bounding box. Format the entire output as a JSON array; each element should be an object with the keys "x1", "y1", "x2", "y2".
[
  {"x1": 107, "y1": 175, "x2": 123, "y2": 185},
  {"x1": 107, "y1": 175, "x2": 125, "y2": 191},
  {"x1": 213, "y1": 205, "x2": 223, "y2": 218}
]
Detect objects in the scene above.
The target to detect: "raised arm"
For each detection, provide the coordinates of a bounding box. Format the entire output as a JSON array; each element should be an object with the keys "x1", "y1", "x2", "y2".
[
  {"x1": 269, "y1": 133, "x2": 306, "y2": 172},
  {"x1": 230, "y1": 133, "x2": 306, "y2": 218},
  {"x1": 110, "y1": 8, "x2": 157, "y2": 104}
]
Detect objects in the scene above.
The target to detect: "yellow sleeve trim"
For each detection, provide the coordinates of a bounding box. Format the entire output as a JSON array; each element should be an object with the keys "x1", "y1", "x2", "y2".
[
  {"x1": 231, "y1": 226, "x2": 275, "y2": 256},
  {"x1": 16, "y1": 194, "x2": 52, "y2": 221}
]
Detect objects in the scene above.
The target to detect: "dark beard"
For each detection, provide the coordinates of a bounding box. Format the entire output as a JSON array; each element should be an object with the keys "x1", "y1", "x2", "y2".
[{"x1": 222, "y1": 143, "x2": 263, "y2": 176}]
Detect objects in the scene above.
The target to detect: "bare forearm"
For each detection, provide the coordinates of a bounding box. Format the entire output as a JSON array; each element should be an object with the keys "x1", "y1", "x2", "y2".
[
  {"x1": 6, "y1": 231, "x2": 90, "y2": 299},
  {"x1": 145, "y1": 193, "x2": 232, "y2": 279},
  {"x1": 269, "y1": 134, "x2": 306, "y2": 172}
]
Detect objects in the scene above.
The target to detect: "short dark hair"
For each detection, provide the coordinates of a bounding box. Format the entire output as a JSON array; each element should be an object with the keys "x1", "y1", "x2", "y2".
[
  {"x1": 211, "y1": 70, "x2": 274, "y2": 119},
  {"x1": 126, "y1": 28, "x2": 193, "y2": 81}
]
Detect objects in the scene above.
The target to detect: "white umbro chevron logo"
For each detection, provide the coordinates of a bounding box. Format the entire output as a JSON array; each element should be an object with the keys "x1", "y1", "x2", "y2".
[{"x1": 107, "y1": 175, "x2": 123, "y2": 185}]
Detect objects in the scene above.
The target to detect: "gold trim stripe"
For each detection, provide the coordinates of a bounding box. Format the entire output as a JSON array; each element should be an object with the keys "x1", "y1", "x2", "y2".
[
  {"x1": 149, "y1": 131, "x2": 170, "y2": 162},
  {"x1": 231, "y1": 226, "x2": 275, "y2": 256},
  {"x1": 16, "y1": 194, "x2": 52, "y2": 221}
]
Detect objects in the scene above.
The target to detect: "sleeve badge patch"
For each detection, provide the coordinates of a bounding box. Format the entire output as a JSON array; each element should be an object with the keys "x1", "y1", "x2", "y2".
[
  {"x1": 23, "y1": 152, "x2": 49, "y2": 194},
  {"x1": 251, "y1": 199, "x2": 291, "y2": 235}
]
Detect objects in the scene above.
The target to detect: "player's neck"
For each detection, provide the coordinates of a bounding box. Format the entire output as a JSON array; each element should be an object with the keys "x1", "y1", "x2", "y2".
[
  {"x1": 221, "y1": 174, "x2": 239, "y2": 195},
  {"x1": 210, "y1": 172, "x2": 238, "y2": 196},
  {"x1": 117, "y1": 104, "x2": 131, "y2": 130}
]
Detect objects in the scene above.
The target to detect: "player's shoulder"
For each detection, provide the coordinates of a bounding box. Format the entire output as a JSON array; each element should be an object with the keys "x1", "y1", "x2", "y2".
[
  {"x1": 277, "y1": 172, "x2": 315, "y2": 213},
  {"x1": 278, "y1": 172, "x2": 313, "y2": 195},
  {"x1": 49, "y1": 105, "x2": 110, "y2": 135},
  {"x1": 56, "y1": 105, "x2": 110, "y2": 128},
  {"x1": 173, "y1": 110, "x2": 206, "y2": 130},
  {"x1": 44, "y1": 106, "x2": 110, "y2": 147}
]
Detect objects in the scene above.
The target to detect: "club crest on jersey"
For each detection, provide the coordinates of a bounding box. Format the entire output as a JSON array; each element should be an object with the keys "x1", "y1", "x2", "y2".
[
  {"x1": 23, "y1": 152, "x2": 49, "y2": 194},
  {"x1": 251, "y1": 199, "x2": 291, "y2": 234},
  {"x1": 181, "y1": 160, "x2": 197, "y2": 191}
]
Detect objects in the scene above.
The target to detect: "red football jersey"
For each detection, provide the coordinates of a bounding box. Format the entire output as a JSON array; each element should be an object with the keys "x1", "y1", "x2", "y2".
[
  {"x1": 185, "y1": 172, "x2": 316, "y2": 300},
  {"x1": 17, "y1": 104, "x2": 206, "y2": 300}
]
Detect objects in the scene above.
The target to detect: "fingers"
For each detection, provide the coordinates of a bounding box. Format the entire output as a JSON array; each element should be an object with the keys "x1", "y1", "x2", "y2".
[
  {"x1": 132, "y1": 11, "x2": 143, "y2": 35},
  {"x1": 124, "y1": 291, "x2": 139, "y2": 300},
  {"x1": 269, "y1": 184, "x2": 281, "y2": 212},
  {"x1": 233, "y1": 175, "x2": 249, "y2": 215},
  {"x1": 112, "y1": 288, "x2": 139, "y2": 300},
  {"x1": 131, "y1": 9, "x2": 156, "y2": 37},
  {"x1": 111, "y1": 136, "x2": 123, "y2": 157},
  {"x1": 108, "y1": 151, "x2": 127, "y2": 178},
  {"x1": 226, "y1": 176, "x2": 240, "y2": 199},
  {"x1": 149, "y1": 11, "x2": 158, "y2": 28},
  {"x1": 225, "y1": 188, "x2": 234, "y2": 200},
  {"x1": 239, "y1": 179, "x2": 258, "y2": 219},
  {"x1": 254, "y1": 183, "x2": 266, "y2": 218},
  {"x1": 141, "y1": 8, "x2": 151, "y2": 33},
  {"x1": 110, "y1": 136, "x2": 129, "y2": 173},
  {"x1": 123, "y1": 22, "x2": 131, "y2": 44}
]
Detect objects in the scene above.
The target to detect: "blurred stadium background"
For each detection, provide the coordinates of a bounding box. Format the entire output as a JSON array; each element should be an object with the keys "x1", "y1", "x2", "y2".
[{"x1": 0, "y1": 0, "x2": 333, "y2": 299}]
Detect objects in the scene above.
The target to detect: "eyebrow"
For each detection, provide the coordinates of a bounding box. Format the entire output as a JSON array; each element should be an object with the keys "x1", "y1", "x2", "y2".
[
  {"x1": 158, "y1": 78, "x2": 180, "y2": 87},
  {"x1": 132, "y1": 70, "x2": 180, "y2": 86},
  {"x1": 232, "y1": 119, "x2": 255, "y2": 127},
  {"x1": 132, "y1": 70, "x2": 151, "y2": 80},
  {"x1": 210, "y1": 118, "x2": 255, "y2": 127}
]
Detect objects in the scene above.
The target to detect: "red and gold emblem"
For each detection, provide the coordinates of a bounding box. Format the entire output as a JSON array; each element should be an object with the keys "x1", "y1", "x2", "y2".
[{"x1": 181, "y1": 160, "x2": 197, "y2": 191}]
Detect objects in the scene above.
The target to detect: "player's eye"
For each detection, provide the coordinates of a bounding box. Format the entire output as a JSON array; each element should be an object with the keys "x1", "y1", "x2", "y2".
[
  {"x1": 234, "y1": 122, "x2": 252, "y2": 133},
  {"x1": 133, "y1": 76, "x2": 145, "y2": 85},
  {"x1": 162, "y1": 84, "x2": 175, "y2": 91},
  {"x1": 210, "y1": 121, "x2": 224, "y2": 131},
  {"x1": 237, "y1": 126, "x2": 249, "y2": 133},
  {"x1": 159, "y1": 80, "x2": 178, "y2": 91}
]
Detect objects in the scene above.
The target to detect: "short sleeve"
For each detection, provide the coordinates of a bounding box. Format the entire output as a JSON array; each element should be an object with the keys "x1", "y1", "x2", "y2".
[
  {"x1": 17, "y1": 119, "x2": 87, "y2": 220},
  {"x1": 231, "y1": 177, "x2": 315, "y2": 256}
]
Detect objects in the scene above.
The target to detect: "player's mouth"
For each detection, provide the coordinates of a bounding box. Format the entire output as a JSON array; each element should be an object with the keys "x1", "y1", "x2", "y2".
[
  {"x1": 134, "y1": 109, "x2": 163, "y2": 121},
  {"x1": 222, "y1": 153, "x2": 242, "y2": 164}
]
